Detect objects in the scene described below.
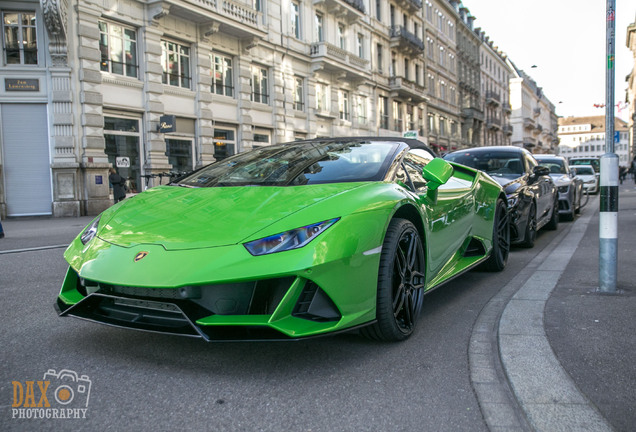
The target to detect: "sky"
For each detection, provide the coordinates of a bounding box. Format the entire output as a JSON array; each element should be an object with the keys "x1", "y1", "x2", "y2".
[{"x1": 462, "y1": 0, "x2": 636, "y2": 121}]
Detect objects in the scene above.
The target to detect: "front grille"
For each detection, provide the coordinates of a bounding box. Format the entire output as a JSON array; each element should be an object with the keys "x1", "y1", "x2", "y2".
[{"x1": 84, "y1": 277, "x2": 294, "y2": 316}]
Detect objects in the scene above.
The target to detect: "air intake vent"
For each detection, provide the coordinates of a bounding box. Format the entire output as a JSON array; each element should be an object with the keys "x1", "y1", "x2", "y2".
[{"x1": 292, "y1": 281, "x2": 341, "y2": 322}]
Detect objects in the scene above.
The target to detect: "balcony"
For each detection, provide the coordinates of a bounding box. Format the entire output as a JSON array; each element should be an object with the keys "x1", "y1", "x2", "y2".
[
  {"x1": 393, "y1": 0, "x2": 423, "y2": 12},
  {"x1": 523, "y1": 117, "x2": 536, "y2": 130},
  {"x1": 487, "y1": 117, "x2": 501, "y2": 130},
  {"x1": 462, "y1": 106, "x2": 484, "y2": 121},
  {"x1": 156, "y1": 0, "x2": 267, "y2": 40},
  {"x1": 313, "y1": 0, "x2": 365, "y2": 23},
  {"x1": 310, "y1": 42, "x2": 370, "y2": 81},
  {"x1": 503, "y1": 103, "x2": 512, "y2": 114},
  {"x1": 533, "y1": 107, "x2": 541, "y2": 117},
  {"x1": 389, "y1": 76, "x2": 427, "y2": 103},
  {"x1": 503, "y1": 124, "x2": 513, "y2": 135},
  {"x1": 390, "y1": 26, "x2": 425, "y2": 55},
  {"x1": 485, "y1": 91, "x2": 500, "y2": 106}
]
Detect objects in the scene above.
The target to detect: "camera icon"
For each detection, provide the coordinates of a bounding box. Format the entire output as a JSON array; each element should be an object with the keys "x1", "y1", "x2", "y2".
[{"x1": 43, "y1": 369, "x2": 92, "y2": 408}]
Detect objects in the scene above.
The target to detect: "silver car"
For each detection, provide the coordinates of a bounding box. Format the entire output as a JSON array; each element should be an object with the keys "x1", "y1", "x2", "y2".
[
  {"x1": 535, "y1": 155, "x2": 583, "y2": 221},
  {"x1": 571, "y1": 165, "x2": 599, "y2": 195}
]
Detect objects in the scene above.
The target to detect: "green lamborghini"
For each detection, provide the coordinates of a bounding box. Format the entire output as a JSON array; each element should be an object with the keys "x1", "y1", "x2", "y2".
[{"x1": 56, "y1": 137, "x2": 509, "y2": 342}]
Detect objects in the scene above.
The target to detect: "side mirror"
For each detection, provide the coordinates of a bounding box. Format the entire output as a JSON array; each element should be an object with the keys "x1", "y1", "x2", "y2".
[
  {"x1": 422, "y1": 158, "x2": 453, "y2": 191},
  {"x1": 532, "y1": 165, "x2": 550, "y2": 177}
]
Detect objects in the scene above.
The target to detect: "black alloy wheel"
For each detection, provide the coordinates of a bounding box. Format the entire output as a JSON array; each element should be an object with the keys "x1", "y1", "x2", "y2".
[
  {"x1": 481, "y1": 199, "x2": 510, "y2": 271},
  {"x1": 521, "y1": 202, "x2": 537, "y2": 248},
  {"x1": 362, "y1": 218, "x2": 425, "y2": 342}
]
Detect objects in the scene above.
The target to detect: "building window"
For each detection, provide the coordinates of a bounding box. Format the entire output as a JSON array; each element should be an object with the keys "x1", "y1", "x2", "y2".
[
  {"x1": 166, "y1": 138, "x2": 195, "y2": 174},
  {"x1": 212, "y1": 54, "x2": 234, "y2": 97},
  {"x1": 425, "y1": 1, "x2": 433, "y2": 21},
  {"x1": 440, "y1": 80, "x2": 446, "y2": 101},
  {"x1": 254, "y1": 0, "x2": 262, "y2": 12},
  {"x1": 376, "y1": 43, "x2": 383, "y2": 73},
  {"x1": 439, "y1": 46, "x2": 445, "y2": 67},
  {"x1": 357, "y1": 33, "x2": 364, "y2": 58},
  {"x1": 251, "y1": 66, "x2": 269, "y2": 104},
  {"x1": 338, "y1": 23, "x2": 346, "y2": 50},
  {"x1": 393, "y1": 101, "x2": 403, "y2": 132},
  {"x1": 316, "y1": 82, "x2": 328, "y2": 112},
  {"x1": 428, "y1": 74, "x2": 435, "y2": 96},
  {"x1": 339, "y1": 90, "x2": 350, "y2": 121},
  {"x1": 104, "y1": 116, "x2": 142, "y2": 194},
  {"x1": 427, "y1": 37, "x2": 434, "y2": 59},
  {"x1": 415, "y1": 64, "x2": 420, "y2": 85},
  {"x1": 378, "y1": 96, "x2": 389, "y2": 129},
  {"x1": 356, "y1": 95, "x2": 368, "y2": 124},
  {"x1": 376, "y1": 0, "x2": 382, "y2": 21},
  {"x1": 407, "y1": 104, "x2": 415, "y2": 131},
  {"x1": 439, "y1": 117, "x2": 446, "y2": 137},
  {"x1": 428, "y1": 114, "x2": 435, "y2": 134},
  {"x1": 404, "y1": 58, "x2": 409, "y2": 80},
  {"x1": 2, "y1": 11, "x2": 37, "y2": 65},
  {"x1": 214, "y1": 127, "x2": 237, "y2": 157},
  {"x1": 99, "y1": 20, "x2": 138, "y2": 77},
  {"x1": 294, "y1": 76, "x2": 304, "y2": 111},
  {"x1": 291, "y1": 1, "x2": 300, "y2": 39},
  {"x1": 161, "y1": 40, "x2": 191, "y2": 88},
  {"x1": 315, "y1": 13, "x2": 323, "y2": 42}
]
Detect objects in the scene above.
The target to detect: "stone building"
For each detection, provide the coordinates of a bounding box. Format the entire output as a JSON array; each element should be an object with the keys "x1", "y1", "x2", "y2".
[
  {"x1": 557, "y1": 116, "x2": 630, "y2": 167},
  {"x1": 626, "y1": 17, "x2": 636, "y2": 164},
  {"x1": 506, "y1": 60, "x2": 558, "y2": 153},
  {"x1": 475, "y1": 29, "x2": 513, "y2": 147}
]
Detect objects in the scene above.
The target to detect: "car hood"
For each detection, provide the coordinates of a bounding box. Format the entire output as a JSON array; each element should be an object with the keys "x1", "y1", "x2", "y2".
[
  {"x1": 97, "y1": 184, "x2": 365, "y2": 250},
  {"x1": 549, "y1": 174, "x2": 572, "y2": 187}
]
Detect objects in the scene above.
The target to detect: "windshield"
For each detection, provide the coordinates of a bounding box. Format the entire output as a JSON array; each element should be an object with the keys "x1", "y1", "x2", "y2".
[
  {"x1": 175, "y1": 140, "x2": 399, "y2": 187},
  {"x1": 444, "y1": 151, "x2": 525, "y2": 177},
  {"x1": 572, "y1": 166, "x2": 594, "y2": 176},
  {"x1": 537, "y1": 159, "x2": 567, "y2": 174},
  {"x1": 569, "y1": 159, "x2": 599, "y2": 173}
]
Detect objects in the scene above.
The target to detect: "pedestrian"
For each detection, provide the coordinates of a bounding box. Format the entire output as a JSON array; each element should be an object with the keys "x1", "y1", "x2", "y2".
[
  {"x1": 0, "y1": 218, "x2": 4, "y2": 239},
  {"x1": 109, "y1": 167, "x2": 127, "y2": 203},
  {"x1": 619, "y1": 166, "x2": 626, "y2": 184}
]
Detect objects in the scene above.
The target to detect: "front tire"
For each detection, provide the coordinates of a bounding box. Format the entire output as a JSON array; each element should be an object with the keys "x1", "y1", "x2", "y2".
[
  {"x1": 546, "y1": 196, "x2": 559, "y2": 230},
  {"x1": 520, "y1": 202, "x2": 537, "y2": 248},
  {"x1": 362, "y1": 219, "x2": 425, "y2": 342},
  {"x1": 481, "y1": 199, "x2": 510, "y2": 272}
]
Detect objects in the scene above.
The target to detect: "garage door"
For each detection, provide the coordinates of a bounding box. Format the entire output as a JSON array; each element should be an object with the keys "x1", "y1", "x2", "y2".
[{"x1": 2, "y1": 104, "x2": 52, "y2": 216}]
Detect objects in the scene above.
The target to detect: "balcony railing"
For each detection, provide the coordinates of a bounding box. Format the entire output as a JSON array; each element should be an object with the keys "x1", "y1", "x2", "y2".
[
  {"x1": 312, "y1": 0, "x2": 365, "y2": 22},
  {"x1": 310, "y1": 42, "x2": 370, "y2": 77},
  {"x1": 390, "y1": 26, "x2": 425, "y2": 53},
  {"x1": 485, "y1": 91, "x2": 501, "y2": 106},
  {"x1": 389, "y1": 76, "x2": 427, "y2": 103}
]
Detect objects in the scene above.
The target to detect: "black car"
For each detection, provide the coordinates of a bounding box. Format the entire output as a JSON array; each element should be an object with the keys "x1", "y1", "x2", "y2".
[{"x1": 444, "y1": 146, "x2": 559, "y2": 247}]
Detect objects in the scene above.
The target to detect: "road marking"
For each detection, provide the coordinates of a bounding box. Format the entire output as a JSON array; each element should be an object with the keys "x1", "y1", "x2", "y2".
[{"x1": 0, "y1": 244, "x2": 68, "y2": 255}]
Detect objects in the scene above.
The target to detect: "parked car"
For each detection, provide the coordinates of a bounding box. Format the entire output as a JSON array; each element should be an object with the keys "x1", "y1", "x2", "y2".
[
  {"x1": 568, "y1": 156, "x2": 600, "y2": 174},
  {"x1": 570, "y1": 165, "x2": 599, "y2": 194},
  {"x1": 444, "y1": 146, "x2": 559, "y2": 248},
  {"x1": 56, "y1": 137, "x2": 510, "y2": 342},
  {"x1": 534, "y1": 154, "x2": 583, "y2": 221}
]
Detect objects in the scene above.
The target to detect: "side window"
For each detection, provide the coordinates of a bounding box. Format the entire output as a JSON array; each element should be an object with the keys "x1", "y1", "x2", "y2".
[{"x1": 403, "y1": 153, "x2": 428, "y2": 192}]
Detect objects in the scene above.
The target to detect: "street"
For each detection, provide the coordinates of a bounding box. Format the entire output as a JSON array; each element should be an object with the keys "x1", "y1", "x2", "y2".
[{"x1": 0, "y1": 191, "x2": 634, "y2": 431}]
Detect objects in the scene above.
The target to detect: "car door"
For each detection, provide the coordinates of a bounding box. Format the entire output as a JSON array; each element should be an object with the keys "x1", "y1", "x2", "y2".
[
  {"x1": 526, "y1": 154, "x2": 552, "y2": 220},
  {"x1": 399, "y1": 152, "x2": 475, "y2": 280}
]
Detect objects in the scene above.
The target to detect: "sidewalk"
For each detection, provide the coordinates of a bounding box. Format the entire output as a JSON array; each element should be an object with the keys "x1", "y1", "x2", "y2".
[{"x1": 542, "y1": 183, "x2": 636, "y2": 432}]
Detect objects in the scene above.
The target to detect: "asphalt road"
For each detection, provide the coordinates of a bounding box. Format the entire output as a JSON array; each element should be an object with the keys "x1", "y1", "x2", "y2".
[{"x1": 0, "y1": 215, "x2": 561, "y2": 432}]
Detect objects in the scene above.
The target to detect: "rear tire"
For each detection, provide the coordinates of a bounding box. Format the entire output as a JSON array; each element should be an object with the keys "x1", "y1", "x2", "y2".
[
  {"x1": 481, "y1": 199, "x2": 510, "y2": 272},
  {"x1": 362, "y1": 219, "x2": 425, "y2": 342}
]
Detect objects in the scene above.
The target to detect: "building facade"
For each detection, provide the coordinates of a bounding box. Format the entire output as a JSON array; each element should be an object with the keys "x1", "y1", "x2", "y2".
[
  {"x1": 626, "y1": 18, "x2": 636, "y2": 165},
  {"x1": 506, "y1": 60, "x2": 558, "y2": 153},
  {"x1": 0, "y1": 0, "x2": 550, "y2": 219},
  {"x1": 557, "y1": 116, "x2": 630, "y2": 167},
  {"x1": 475, "y1": 28, "x2": 512, "y2": 147}
]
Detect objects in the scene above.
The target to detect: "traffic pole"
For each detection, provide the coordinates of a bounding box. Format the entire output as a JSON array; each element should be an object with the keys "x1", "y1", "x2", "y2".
[{"x1": 599, "y1": 0, "x2": 618, "y2": 293}]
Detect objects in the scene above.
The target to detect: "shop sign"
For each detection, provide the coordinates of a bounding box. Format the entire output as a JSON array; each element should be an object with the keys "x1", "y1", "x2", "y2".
[
  {"x1": 5, "y1": 79, "x2": 39, "y2": 92},
  {"x1": 158, "y1": 115, "x2": 176, "y2": 133}
]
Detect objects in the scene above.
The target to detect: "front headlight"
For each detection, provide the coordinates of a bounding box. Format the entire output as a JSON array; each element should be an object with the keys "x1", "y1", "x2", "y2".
[
  {"x1": 244, "y1": 218, "x2": 339, "y2": 256},
  {"x1": 80, "y1": 217, "x2": 101, "y2": 245}
]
